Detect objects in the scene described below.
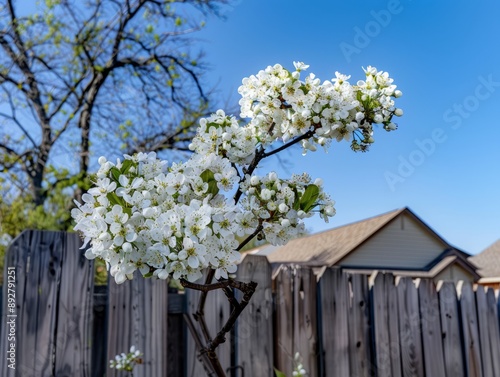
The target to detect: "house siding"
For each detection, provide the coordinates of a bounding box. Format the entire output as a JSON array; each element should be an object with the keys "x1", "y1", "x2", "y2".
[
  {"x1": 433, "y1": 264, "x2": 474, "y2": 283},
  {"x1": 338, "y1": 213, "x2": 448, "y2": 269}
]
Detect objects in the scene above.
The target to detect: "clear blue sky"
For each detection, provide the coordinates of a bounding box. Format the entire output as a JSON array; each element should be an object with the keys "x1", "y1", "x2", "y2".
[{"x1": 196, "y1": 0, "x2": 500, "y2": 254}]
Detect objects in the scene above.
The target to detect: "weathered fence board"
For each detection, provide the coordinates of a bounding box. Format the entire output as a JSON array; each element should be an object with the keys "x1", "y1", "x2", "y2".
[
  {"x1": 418, "y1": 279, "x2": 446, "y2": 377},
  {"x1": 293, "y1": 267, "x2": 318, "y2": 377},
  {"x1": 347, "y1": 273, "x2": 372, "y2": 377},
  {"x1": 106, "y1": 275, "x2": 169, "y2": 377},
  {"x1": 486, "y1": 288, "x2": 500, "y2": 376},
  {"x1": 0, "y1": 230, "x2": 94, "y2": 377},
  {"x1": 234, "y1": 254, "x2": 273, "y2": 377},
  {"x1": 319, "y1": 267, "x2": 350, "y2": 376},
  {"x1": 372, "y1": 273, "x2": 401, "y2": 377},
  {"x1": 54, "y1": 232, "x2": 94, "y2": 376},
  {"x1": 476, "y1": 287, "x2": 494, "y2": 377},
  {"x1": 397, "y1": 277, "x2": 424, "y2": 377},
  {"x1": 438, "y1": 281, "x2": 465, "y2": 377},
  {"x1": 274, "y1": 265, "x2": 294, "y2": 376},
  {"x1": 459, "y1": 282, "x2": 483, "y2": 377}
]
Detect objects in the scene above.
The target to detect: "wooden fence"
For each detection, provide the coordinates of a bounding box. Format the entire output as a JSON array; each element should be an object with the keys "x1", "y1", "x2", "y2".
[{"x1": 0, "y1": 230, "x2": 499, "y2": 376}]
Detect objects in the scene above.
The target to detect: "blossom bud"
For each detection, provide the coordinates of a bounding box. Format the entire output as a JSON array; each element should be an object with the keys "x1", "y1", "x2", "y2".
[
  {"x1": 394, "y1": 108, "x2": 403, "y2": 116},
  {"x1": 278, "y1": 203, "x2": 289, "y2": 213},
  {"x1": 394, "y1": 90, "x2": 402, "y2": 98},
  {"x1": 324, "y1": 205, "x2": 335, "y2": 216},
  {"x1": 98, "y1": 156, "x2": 107, "y2": 165},
  {"x1": 250, "y1": 176, "x2": 260, "y2": 186},
  {"x1": 261, "y1": 189, "x2": 272, "y2": 201},
  {"x1": 267, "y1": 202, "x2": 277, "y2": 211},
  {"x1": 373, "y1": 114, "x2": 383, "y2": 123}
]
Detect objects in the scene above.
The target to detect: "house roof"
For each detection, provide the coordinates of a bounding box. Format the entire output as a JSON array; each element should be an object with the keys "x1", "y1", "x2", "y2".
[
  {"x1": 250, "y1": 207, "x2": 479, "y2": 280},
  {"x1": 261, "y1": 207, "x2": 461, "y2": 266},
  {"x1": 469, "y1": 239, "x2": 500, "y2": 278},
  {"x1": 260, "y1": 208, "x2": 404, "y2": 266}
]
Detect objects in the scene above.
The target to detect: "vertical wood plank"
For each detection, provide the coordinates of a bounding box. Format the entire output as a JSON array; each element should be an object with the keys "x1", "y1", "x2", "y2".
[
  {"x1": 347, "y1": 273, "x2": 373, "y2": 377},
  {"x1": 9, "y1": 231, "x2": 62, "y2": 376},
  {"x1": 386, "y1": 274, "x2": 402, "y2": 377},
  {"x1": 476, "y1": 287, "x2": 494, "y2": 377},
  {"x1": 319, "y1": 268, "x2": 350, "y2": 376},
  {"x1": 0, "y1": 229, "x2": 29, "y2": 377},
  {"x1": 396, "y1": 277, "x2": 424, "y2": 377},
  {"x1": 107, "y1": 275, "x2": 169, "y2": 377},
  {"x1": 274, "y1": 265, "x2": 294, "y2": 376},
  {"x1": 438, "y1": 281, "x2": 465, "y2": 377},
  {"x1": 486, "y1": 288, "x2": 500, "y2": 376},
  {"x1": 458, "y1": 282, "x2": 483, "y2": 377},
  {"x1": 235, "y1": 255, "x2": 273, "y2": 377},
  {"x1": 23, "y1": 230, "x2": 57, "y2": 376},
  {"x1": 372, "y1": 273, "x2": 401, "y2": 377},
  {"x1": 294, "y1": 267, "x2": 317, "y2": 377},
  {"x1": 54, "y1": 233, "x2": 94, "y2": 376},
  {"x1": 418, "y1": 279, "x2": 445, "y2": 377}
]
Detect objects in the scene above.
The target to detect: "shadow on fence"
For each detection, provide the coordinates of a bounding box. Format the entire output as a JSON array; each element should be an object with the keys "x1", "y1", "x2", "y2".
[{"x1": 0, "y1": 230, "x2": 499, "y2": 376}]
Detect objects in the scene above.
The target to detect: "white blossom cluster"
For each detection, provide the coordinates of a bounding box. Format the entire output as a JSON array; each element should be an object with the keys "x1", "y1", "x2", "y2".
[
  {"x1": 238, "y1": 62, "x2": 402, "y2": 152},
  {"x1": 73, "y1": 62, "x2": 402, "y2": 284},
  {"x1": 189, "y1": 110, "x2": 257, "y2": 165},
  {"x1": 109, "y1": 345, "x2": 142, "y2": 372},
  {"x1": 240, "y1": 172, "x2": 335, "y2": 245}
]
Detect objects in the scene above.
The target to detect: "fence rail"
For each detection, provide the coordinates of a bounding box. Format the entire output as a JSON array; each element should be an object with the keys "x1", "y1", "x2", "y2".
[{"x1": 0, "y1": 230, "x2": 499, "y2": 376}]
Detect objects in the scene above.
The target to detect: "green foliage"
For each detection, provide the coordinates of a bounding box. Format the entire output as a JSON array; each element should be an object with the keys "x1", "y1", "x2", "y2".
[{"x1": 274, "y1": 369, "x2": 287, "y2": 377}]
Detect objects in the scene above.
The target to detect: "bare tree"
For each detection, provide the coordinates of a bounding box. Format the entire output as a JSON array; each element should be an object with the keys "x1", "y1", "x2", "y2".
[{"x1": 0, "y1": 0, "x2": 225, "y2": 206}]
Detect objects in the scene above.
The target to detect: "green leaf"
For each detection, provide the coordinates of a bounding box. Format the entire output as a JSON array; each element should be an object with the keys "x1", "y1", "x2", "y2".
[
  {"x1": 120, "y1": 159, "x2": 134, "y2": 175},
  {"x1": 274, "y1": 368, "x2": 287, "y2": 377},
  {"x1": 106, "y1": 192, "x2": 121, "y2": 206},
  {"x1": 110, "y1": 167, "x2": 121, "y2": 182},
  {"x1": 299, "y1": 184, "x2": 320, "y2": 212},
  {"x1": 200, "y1": 169, "x2": 214, "y2": 183},
  {"x1": 200, "y1": 169, "x2": 219, "y2": 196}
]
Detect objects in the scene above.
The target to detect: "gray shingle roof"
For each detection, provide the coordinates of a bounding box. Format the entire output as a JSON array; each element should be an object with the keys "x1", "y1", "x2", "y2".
[
  {"x1": 264, "y1": 208, "x2": 404, "y2": 266},
  {"x1": 470, "y1": 240, "x2": 500, "y2": 278}
]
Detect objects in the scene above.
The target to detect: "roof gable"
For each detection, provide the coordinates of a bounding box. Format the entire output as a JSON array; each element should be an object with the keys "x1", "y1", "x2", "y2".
[{"x1": 338, "y1": 210, "x2": 452, "y2": 269}]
